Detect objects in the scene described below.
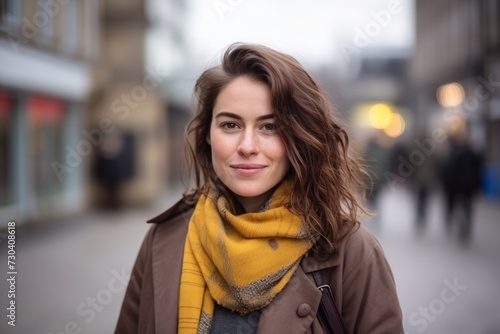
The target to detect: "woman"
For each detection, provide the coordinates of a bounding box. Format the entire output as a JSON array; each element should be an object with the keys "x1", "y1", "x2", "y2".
[{"x1": 115, "y1": 43, "x2": 403, "y2": 333}]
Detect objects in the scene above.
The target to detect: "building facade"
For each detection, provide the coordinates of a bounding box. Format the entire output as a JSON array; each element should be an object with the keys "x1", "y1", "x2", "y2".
[
  {"x1": 88, "y1": 0, "x2": 189, "y2": 207},
  {"x1": 0, "y1": 0, "x2": 99, "y2": 223}
]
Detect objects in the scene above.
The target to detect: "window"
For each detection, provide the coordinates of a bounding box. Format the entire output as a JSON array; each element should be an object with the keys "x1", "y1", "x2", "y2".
[
  {"x1": 62, "y1": 0, "x2": 78, "y2": 53},
  {"x1": 0, "y1": 1, "x2": 4, "y2": 23},
  {"x1": 0, "y1": 91, "x2": 14, "y2": 206},
  {"x1": 37, "y1": 0, "x2": 54, "y2": 43},
  {"x1": 83, "y1": 0, "x2": 99, "y2": 59},
  {"x1": 2, "y1": 0, "x2": 22, "y2": 30},
  {"x1": 487, "y1": 0, "x2": 499, "y2": 51},
  {"x1": 27, "y1": 95, "x2": 66, "y2": 200}
]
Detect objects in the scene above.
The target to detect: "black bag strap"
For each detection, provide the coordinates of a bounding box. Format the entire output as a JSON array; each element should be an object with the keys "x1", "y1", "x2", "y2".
[{"x1": 312, "y1": 270, "x2": 347, "y2": 334}]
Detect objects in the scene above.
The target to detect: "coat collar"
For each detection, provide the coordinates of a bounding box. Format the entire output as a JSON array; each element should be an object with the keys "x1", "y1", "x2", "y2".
[
  {"x1": 147, "y1": 198, "x2": 195, "y2": 224},
  {"x1": 301, "y1": 250, "x2": 341, "y2": 273}
]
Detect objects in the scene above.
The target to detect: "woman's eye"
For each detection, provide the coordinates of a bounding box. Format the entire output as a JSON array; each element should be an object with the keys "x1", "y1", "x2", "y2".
[
  {"x1": 262, "y1": 123, "x2": 277, "y2": 132},
  {"x1": 221, "y1": 122, "x2": 238, "y2": 129}
]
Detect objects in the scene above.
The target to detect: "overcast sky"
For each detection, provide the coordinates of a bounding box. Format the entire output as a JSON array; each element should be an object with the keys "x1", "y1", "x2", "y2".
[{"x1": 183, "y1": 0, "x2": 414, "y2": 68}]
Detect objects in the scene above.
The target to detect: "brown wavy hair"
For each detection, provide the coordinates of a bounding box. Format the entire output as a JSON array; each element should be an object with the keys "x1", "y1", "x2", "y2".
[{"x1": 182, "y1": 43, "x2": 369, "y2": 253}]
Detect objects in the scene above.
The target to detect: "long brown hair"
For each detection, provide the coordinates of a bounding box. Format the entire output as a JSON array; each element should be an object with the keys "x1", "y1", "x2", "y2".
[{"x1": 182, "y1": 43, "x2": 369, "y2": 253}]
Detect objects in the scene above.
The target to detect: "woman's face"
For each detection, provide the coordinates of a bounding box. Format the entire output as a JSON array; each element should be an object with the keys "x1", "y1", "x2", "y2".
[{"x1": 208, "y1": 76, "x2": 290, "y2": 212}]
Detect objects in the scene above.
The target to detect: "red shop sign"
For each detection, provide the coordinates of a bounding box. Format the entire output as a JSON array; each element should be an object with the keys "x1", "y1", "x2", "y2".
[{"x1": 28, "y1": 95, "x2": 65, "y2": 123}]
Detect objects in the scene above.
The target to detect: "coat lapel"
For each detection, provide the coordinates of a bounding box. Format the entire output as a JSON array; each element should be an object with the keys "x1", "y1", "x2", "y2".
[{"x1": 151, "y1": 207, "x2": 193, "y2": 333}]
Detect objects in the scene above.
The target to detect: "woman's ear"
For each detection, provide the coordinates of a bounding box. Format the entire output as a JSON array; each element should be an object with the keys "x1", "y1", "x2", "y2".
[{"x1": 206, "y1": 133, "x2": 211, "y2": 145}]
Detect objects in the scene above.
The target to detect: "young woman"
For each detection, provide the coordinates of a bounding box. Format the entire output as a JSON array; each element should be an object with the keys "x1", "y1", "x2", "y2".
[{"x1": 115, "y1": 43, "x2": 403, "y2": 334}]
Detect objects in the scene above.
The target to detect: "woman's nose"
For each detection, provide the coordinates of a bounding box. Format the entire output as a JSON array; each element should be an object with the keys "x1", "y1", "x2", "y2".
[{"x1": 237, "y1": 130, "x2": 259, "y2": 156}]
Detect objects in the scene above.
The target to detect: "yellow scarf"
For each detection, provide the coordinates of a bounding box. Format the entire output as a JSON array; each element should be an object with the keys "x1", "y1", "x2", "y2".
[{"x1": 177, "y1": 182, "x2": 315, "y2": 334}]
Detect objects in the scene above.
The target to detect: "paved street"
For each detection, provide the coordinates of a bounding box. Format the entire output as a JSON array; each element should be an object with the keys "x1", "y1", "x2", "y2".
[
  {"x1": 366, "y1": 185, "x2": 500, "y2": 334},
  {"x1": 1, "y1": 184, "x2": 499, "y2": 334}
]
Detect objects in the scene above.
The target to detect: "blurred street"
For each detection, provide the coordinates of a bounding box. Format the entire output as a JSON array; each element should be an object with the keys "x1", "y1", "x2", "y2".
[
  {"x1": 1, "y1": 184, "x2": 499, "y2": 334},
  {"x1": 0, "y1": 185, "x2": 185, "y2": 334},
  {"x1": 366, "y1": 185, "x2": 500, "y2": 334}
]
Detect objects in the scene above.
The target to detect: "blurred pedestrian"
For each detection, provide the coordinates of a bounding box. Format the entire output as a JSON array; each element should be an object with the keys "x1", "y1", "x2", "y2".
[
  {"x1": 116, "y1": 43, "x2": 403, "y2": 333},
  {"x1": 412, "y1": 132, "x2": 439, "y2": 232},
  {"x1": 364, "y1": 130, "x2": 393, "y2": 209},
  {"x1": 94, "y1": 132, "x2": 125, "y2": 209},
  {"x1": 441, "y1": 131, "x2": 482, "y2": 243},
  {"x1": 94, "y1": 132, "x2": 136, "y2": 209}
]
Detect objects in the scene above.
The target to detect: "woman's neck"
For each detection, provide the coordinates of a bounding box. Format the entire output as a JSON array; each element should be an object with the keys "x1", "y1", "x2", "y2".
[{"x1": 235, "y1": 188, "x2": 275, "y2": 213}]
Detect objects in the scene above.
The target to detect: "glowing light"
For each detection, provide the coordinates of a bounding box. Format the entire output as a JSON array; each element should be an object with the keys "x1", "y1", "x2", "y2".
[
  {"x1": 437, "y1": 82, "x2": 465, "y2": 108},
  {"x1": 368, "y1": 103, "x2": 393, "y2": 129},
  {"x1": 352, "y1": 104, "x2": 373, "y2": 127},
  {"x1": 384, "y1": 113, "x2": 405, "y2": 138}
]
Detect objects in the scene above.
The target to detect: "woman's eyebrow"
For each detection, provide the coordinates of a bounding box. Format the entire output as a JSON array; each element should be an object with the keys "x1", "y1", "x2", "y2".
[{"x1": 215, "y1": 111, "x2": 274, "y2": 121}]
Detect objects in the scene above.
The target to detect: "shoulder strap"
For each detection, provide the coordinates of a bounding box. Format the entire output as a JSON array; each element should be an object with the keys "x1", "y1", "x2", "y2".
[{"x1": 312, "y1": 270, "x2": 347, "y2": 334}]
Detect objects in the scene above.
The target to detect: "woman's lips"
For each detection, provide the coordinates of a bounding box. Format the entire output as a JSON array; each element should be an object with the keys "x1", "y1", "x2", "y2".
[{"x1": 230, "y1": 164, "x2": 267, "y2": 176}]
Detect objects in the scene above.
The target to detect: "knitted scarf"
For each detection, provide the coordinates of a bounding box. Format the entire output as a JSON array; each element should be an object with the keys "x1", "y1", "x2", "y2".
[{"x1": 177, "y1": 182, "x2": 315, "y2": 334}]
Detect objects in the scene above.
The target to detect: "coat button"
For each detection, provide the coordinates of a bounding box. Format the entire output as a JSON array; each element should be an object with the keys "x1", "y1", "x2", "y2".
[{"x1": 297, "y1": 303, "x2": 312, "y2": 317}]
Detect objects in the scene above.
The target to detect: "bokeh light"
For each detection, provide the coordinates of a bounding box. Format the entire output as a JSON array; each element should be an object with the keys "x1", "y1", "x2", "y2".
[
  {"x1": 437, "y1": 82, "x2": 465, "y2": 108},
  {"x1": 383, "y1": 112, "x2": 405, "y2": 137},
  {"x1": 368, "y1": 103, "x2": 394, "y2": 129}
]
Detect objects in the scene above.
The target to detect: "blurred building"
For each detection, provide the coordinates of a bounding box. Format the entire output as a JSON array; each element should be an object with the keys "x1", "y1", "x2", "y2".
[
  {"x1": 343, "y1": 49, "x2": 413, "y2": 152},
  {"x1": 348, "y1": 50, "x2": 411, "y2": 107},
  {"x1": 145, "y1": 0, "x2": 191, "y2": 186},
  {"x1": 0, "y1": 0, "x2": 99, "y2": 223},
  {"x1": 411, "y1": 0, "x2": 500, "y2": 198},
  {"x1": 89, "y1": 0, "x2": 188, "y2": 207}
]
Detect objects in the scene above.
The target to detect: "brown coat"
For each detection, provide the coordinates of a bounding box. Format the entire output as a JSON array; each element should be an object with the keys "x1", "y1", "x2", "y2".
[{"x1": 115, "y1": 199, "x2": 403, "y2": 334}]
